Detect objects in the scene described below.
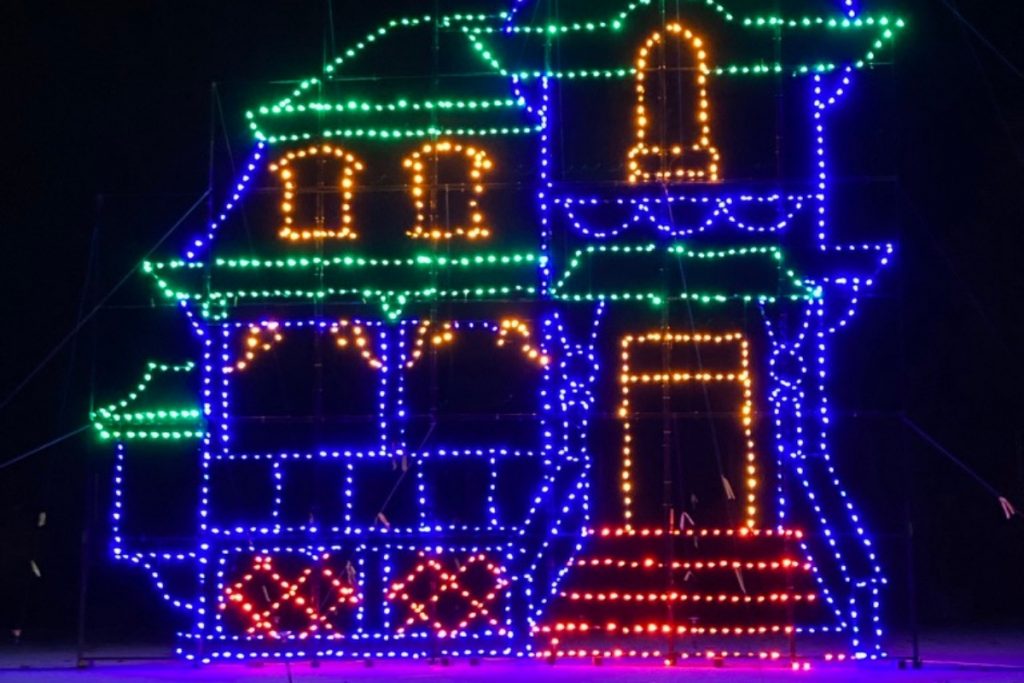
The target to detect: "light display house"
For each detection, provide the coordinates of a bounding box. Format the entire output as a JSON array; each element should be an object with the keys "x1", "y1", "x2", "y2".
[{"x1": 92, "y1": 0, "x2": 904, "y2": 663}]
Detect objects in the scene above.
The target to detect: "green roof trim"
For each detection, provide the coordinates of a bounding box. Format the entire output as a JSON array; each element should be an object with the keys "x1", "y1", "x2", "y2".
[
  {"x1": 144, "y1": 251, "x2": 545, "y2": 321},
  {"x1": 550, "y1": 244, "x2": 821, "y2": 305},
  {"x1": 467, "y1": 5, "x2": 904, "y2": 80},
  {"x1": 245, "y1": 0, "x2": 904, "y2": 143},
  {"x1": 91, "y1": 362, "x2": 205, "y2": 442},
  {"x1": 143, "y1": 245, "x2": 816, "y2": 318}
]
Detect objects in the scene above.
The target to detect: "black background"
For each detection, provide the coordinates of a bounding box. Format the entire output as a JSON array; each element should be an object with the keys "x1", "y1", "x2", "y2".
[{"x1": 2, "y1": 0, "x2": 1023, "y2": 646}]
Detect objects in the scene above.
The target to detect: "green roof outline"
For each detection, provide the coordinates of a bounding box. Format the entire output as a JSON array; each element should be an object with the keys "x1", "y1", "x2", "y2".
[
  {"x1": 245, "y1": 0, "x2": 905, "y2": 142},
  {"x1": 143, "y1": 245, "x2": 819, "y2": 319},
  {"x1": 91, "y1": 362, "x2": 205, "y2": 442},
  {"x1": 550, "y1": 243, "x2": 821, "y2": 305},
  {"x1": 144, "y1": 251, "x2": 544, "y2": 321}
]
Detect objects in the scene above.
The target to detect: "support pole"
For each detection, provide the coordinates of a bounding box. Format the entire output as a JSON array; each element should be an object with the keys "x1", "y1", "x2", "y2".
[{"x1": 76, "y1": 474, "x2": 98, "y2": 668}]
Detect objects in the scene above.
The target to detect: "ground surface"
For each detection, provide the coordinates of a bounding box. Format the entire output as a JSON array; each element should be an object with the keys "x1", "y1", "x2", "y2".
[{"x1": 1, "y1": 632, "x2": 1022, "y2": 682}]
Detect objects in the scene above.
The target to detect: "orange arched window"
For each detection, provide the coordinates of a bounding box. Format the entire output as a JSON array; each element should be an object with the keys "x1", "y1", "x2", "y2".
[
  {"x1": 627, "y1": 24, "x2": 721, "y2": 183},
  {"x1": 270, "y1": 144, "x2": 364, "y2": 241},
  {"x1": 403, "y1": 141, "x2": 493, "y2": 241}
]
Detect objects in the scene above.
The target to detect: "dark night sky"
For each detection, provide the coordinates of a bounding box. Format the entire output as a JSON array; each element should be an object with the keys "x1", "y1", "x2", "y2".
[{"x1": 2, "y1": 0, "x2": 1024, "y2": 645}]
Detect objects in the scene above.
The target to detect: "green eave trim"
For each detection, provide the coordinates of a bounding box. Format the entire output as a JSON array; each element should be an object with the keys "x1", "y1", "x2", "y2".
[
  {"x1": 146, "y1": 246, "x2": 817, "y2": 315},
  {"x1": 91, "y1": 362, "x2": 205, "y2": 442},
  {"x1": 246, "y1": 96, "x2": 538, "y2": 145},
  {"x1": 468, "y1": 13, "x2": 904, "y2": 80},
  {"x1": 246, "y1": 3, "x2": 903, "y2": 142},
  {"x1": 246, "y1": 13, "x2": 527, "y2": 144},
  {"x1": 550, "y1": 244, "x2": 820, "y2": 305},
  {"x1": 145, "y1": 251, "x2": 544, "y2": 320}
]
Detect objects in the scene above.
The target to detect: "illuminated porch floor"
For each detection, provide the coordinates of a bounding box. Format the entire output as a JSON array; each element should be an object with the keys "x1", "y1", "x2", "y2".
[{"x1": 1, "y1": 631, "x2": 1023, "y2": 682}]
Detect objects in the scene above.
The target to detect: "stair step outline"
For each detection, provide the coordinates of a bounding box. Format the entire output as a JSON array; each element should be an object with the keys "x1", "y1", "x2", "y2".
[{"x1": 533, "y1": 525, "x2": 826, "y2": 658}]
